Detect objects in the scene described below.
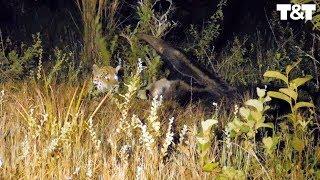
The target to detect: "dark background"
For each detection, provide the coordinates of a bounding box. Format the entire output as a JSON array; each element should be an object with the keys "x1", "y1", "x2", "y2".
[{"x1": 0, "y1": 0, "x2": 297, "y2": 48}]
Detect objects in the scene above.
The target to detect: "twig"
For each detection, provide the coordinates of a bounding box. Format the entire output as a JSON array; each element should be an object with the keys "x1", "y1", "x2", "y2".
[
  {"x1": 264, "y1": 8, "x2": 279, "y2": 48},
  {"x1": 311, "y1": 34, "x2": 319, "y2": 90},
  {"x1": 90, "y1": 92, "x2": 111, "y2": 118}
]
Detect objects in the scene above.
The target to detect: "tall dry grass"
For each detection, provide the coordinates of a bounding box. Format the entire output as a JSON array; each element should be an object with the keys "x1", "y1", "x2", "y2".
[
  {"x1": 0, "y1": 79, "x2": 211, "y2": 179},
  {"x1": 0, "y1": 70, "x2": 319, "y2": 179}
]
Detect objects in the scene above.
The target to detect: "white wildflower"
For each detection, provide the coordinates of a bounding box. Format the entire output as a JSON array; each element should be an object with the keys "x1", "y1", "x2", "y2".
[
  {"x1": 0, "y1": 90, "x2": 5, "y2": 104},
  {"x1": 60, "y1": 122, "x2": 71, "y2": 140},
  {"x1": 86, "y1": 158, "x2": 93, "y2": 178},
  {"x1": 131, "y1": 114, "x2": 140, "y2": 129},
  {"x1": 73, "y1": 167, "x2": 80, "y2": 175},
  {"x1": 137, "y1": 58, "x2": 146, "y2": 74},
  {"x1": 136, "y1": 162, "x2": 144, "y2": 180},
  {"x1": 161, "y1": 117, "x2": 175, "y2": 156},
  {"x1": 139, "y1": 124, "x2": 155, "y2": 152},
  {"x1": 179, "y1": 125, "x2": 188, "y2": 144},
  {"x1": 45, "y1": 122, "x2": 71, "y2": 155},
  {"x1": 21, "y1": 135, "x2": 30, "y2": 159},
  {"x1": 0, "y1": 156, "x2": 3, "y2": 168},
  {"x1": 234, "y1": 104, "x2": 239, "y2": 115},
  {"x1": 45, "y1": 138, "x2": 58, "y2": 155},
  {"x1": 148, "y1": 95, "x2": 162, "y2": 134},
  {"x1": 120, "y1": 144, "x2": 132, "y2": 159},
  {"x1": 88, "y1": 117, "x2": 101, "y2": 150},
  {"x1": 37, "y1": 58, "x2": 42, "y2": 79}
]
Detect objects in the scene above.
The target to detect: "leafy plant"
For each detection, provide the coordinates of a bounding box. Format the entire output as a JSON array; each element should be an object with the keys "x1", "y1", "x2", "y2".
[
  {"x1": 0, "y1": 33, "x2": 43, "y2": 81},
  {"x1": 263, "y1": 61, "x2": 314, "y2": 130},
  {"x1": 196, "y1": 118, "x2": 218, "y2": 167},
  {"x1": 186, "y1": 0, "x2": 227, "y2": 61},
  {"x1": 226, "y1": 87, "x2": 273, "y2": 140}
]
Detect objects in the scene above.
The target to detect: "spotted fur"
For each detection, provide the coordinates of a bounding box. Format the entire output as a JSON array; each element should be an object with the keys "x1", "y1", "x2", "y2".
[{"x1": 92, "y1": 64, "x2": 121, "y2": 92}]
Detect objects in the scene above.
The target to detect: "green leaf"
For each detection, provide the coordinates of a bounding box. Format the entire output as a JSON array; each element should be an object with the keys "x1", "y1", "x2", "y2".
[
  {"x1": 267, "y1": 91, "x2": 292, "y2": 105},
  {"x1": 239, "y1": 107, "x2": 250, "y2": 119},
  {"x1": 263, "y1": 137, "x2": 274, "y2": 150},
  {"x1": 240, "y1": 124, "x2": 250, "y2": 133},
  {"x1": 285, "y1": 65, "x2": 293, "y2": 75},
  {"x1": 263, "y1": 71, "x2": 288, "y2": 84},
  {"x1": 257, "y1": 122, "x2": 274, "y2": 129},
  {"x1": 245, "y1": 99, "x2": 263, "y2": 112},
  {"x1": 279, "y1": 88, "x2": 298, "y2": 101},
  {"x1": 251, "y1": 110, "x2": 263, "y2": 122},
  {"x1": 198, "y1": 141, "x2": 211, "y2": 153},
  {"x1": 203, "y1": 162, "x2": 219, "y2": 172},
  {"x1": 291, "y1": 75, "x2": 312, "y2": 88},
  {"x1": 293, "y1": 102, "x2": 315, "y2": 111},
  {"x1": 263, "y1": 136, "x2": 279, "y2": 150}
]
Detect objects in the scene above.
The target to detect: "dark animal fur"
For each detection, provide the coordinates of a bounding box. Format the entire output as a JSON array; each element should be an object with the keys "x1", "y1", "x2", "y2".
[{"x1": 138, "y1": 34, "x2": 235, "y2": 100}]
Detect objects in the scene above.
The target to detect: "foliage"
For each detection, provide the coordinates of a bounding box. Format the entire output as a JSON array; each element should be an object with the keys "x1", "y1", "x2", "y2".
[
  {"x1": 0, "y1": 33, "x2": 43, "y2": 81},
  {"x1": 76, "y1": 0, "x2": 119, "y2": 68},
  {"x1": 186, "y1": 0, "x2": 227, "y2": 67},
  {"x1": 0, "y1": 0, "x2": 320, "y2": 179},
  {"x1": 226, "y1": 87, "x2": 273, "y2": 139}
]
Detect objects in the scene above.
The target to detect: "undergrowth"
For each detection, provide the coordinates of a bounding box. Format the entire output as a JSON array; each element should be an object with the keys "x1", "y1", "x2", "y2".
[
  {"x1": 0, "y1": 0, "x2": 319, "y2": 179},
  {"x1": 0, "y1": 58, "x2": 319, "y2": 179}
]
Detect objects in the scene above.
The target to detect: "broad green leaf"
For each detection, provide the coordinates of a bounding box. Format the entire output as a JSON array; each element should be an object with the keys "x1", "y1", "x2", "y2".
[
  {"x1": 291, "y1": 75, "x2": 312, "y2": 88},
  {"x1": 203, "y1": 162, "x2": 219, "y2": 172},
  {"x1": 239, "y1": 107, "x2": 250, "y2": 118},
  {"x1": 279, "y1": 88, "x2": 297, "y2": 101},
  {"x1": 201, "y1": 119, "x2": 218, "y2": 132},
  {"x1": 245, "y1": 99, "x2": 263, "y2": 112},
  {"x1": 267, "y1": 91, "x2": 292, "y2": 105},
  {"x1": 293, "y1": 102, "x2": 315, "y2": 111},
  {"x1": 251, "y1": 110, "x2": 263, "y2": 122},
  {"x1": 263, "y1": 71, "x2": 288, "y2": 84}
]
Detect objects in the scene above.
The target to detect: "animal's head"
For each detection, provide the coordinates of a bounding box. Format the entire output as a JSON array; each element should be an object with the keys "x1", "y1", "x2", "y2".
[
  {"x1": 92, "y1": 64, "x2": 122, "y2": 92},
  {"x1": 145, "y1": 78, "x2": 178, "y2": 100}
]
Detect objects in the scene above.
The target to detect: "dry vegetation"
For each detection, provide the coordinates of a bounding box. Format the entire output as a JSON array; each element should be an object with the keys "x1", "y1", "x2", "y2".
[
  {"x1": 0, "y1": 0, "x2": 320, "y2": 179},
  {"x1": 0, "y1": 63, "x2": 319, "y2": 179}
]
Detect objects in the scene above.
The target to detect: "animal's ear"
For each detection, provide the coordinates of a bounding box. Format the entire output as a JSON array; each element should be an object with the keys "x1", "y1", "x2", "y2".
[{"x1": 115, "y1": 65, "x2": 122, "y2": 73}]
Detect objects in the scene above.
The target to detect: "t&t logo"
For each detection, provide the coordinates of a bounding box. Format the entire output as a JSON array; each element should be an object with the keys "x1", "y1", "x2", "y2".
[{"x1": 276, "y1": 4, "x2": 316, "y2": 21}]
